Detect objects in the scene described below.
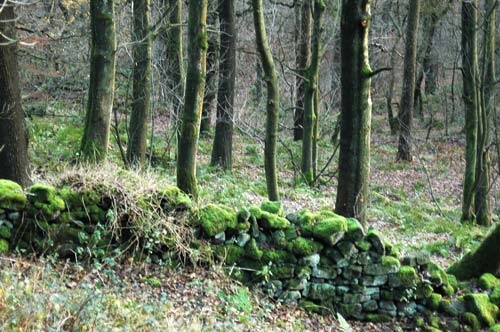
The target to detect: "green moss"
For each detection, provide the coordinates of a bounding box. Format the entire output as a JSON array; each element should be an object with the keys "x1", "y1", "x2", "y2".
[
  {"x1": 428, "y1": 262, "x2": 449, "y2": 287},
  {"x1": 489, "y1": 324, "x2": 500, "y2": 332},
  {"x1": 244, "y1": 239, "x2": 263, "y2": 261},
  {"x1": 0, "y1": 238, "x2": 9, "y2": 254},
  {"x1": 262, "y1": 249, "x2": 297, "y2": 264},
  {"x1": 288, "y1": 237, "x2": 323, "y2": 257},
  {"x1": 462, "y1": 312, "x2": 480, "y2": 331},
  {"x1": 429, "y1": 315, "x2": 440, "y2": 328},
  {"x1": 237, "y1": 208, "x2": 251, "y2": 223},
  {"x1": 490, "y1": 284, "x2": 500, "y2": 307},
  {"x1": 143, "y1": 277, "x2": 162, "y2": 288},
  {"x1": 0, "y1": 179, "x2": 26, "y2": 211},
  {"x1": 479, "y1": 273, "x2": 498, "y2": 290},
  {"x1": 260, "y1": 201, "x2": 283, "y2": 216},
  {"x1": 270, "y1": 265, "x2": 295, "y2": 279},
  {"x1": 397, "y1": 266, "x2": 419, "y2": 287},
  {"x1": 258, "y1": 211, "x2": 290, "y2": 231},
  {"x1": 235, "y1": 221, "x2": 251, "y2": 232},
  {"x1": 425, "y1": 328, "x2": 442, "y2": 332},
  {"x1": 198, "y1": 204, "x2": 237, "y2": 237},
  {"x1": 249, "y1": 205, "x2": 263, "y2": 219},
  {"x1": 440, "y1": 299, "x2": 459, "y2": 317},
  {"x1": 0, "y1": 226, "x2": 11, "y2": 239},
  {"x1": 448, "y1": 274, "x2": 459, "y2": 290},
  {"x1": 300, "y1": 300, "x2": 323, "y2": 313},
  {"x1": 381, "y1": 256, "x2": 400, "y2": 269},
  {"x1": 428, "y1": 293, "x2": 443, "y2": 310},
  {"x1": 464, "y1": 293, "x2": 499, "y2": 327},
  {"x1": 361, "y1": 64, "x2": 373, "y2": 76},
  {"x1": 311, "y1": 216, "x2": 348, "y2": 245},
  {"x1": 356, "y1": 240, "x2": 371, "y2": 251},
  {"x1": 28, "y1": 184, "x2": 65, "y2": 220},
  {"x1": 157, "y1": 185, "x2": 192, "y2": 211},
  {"x1": 365, "y1": 313, "x2": 391, "y2": 323},
  {"x1": 346, "y1": 218, "x2": 364, "y2": 241},
  {"x1": 417, "y1": 283, "x2": 434, "y2": 299},
  {"x1": 215, "y1": 245, "x2": 244, "y2": 265}
]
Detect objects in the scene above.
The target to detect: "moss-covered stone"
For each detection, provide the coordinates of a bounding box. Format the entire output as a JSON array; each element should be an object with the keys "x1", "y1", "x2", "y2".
[
  {"x1": 490, "y1": 284, "x2": 500, "y2": 307},
  {"x1": 258, "y1": 211, "x2": 290, "y2": 231},
  {"x1": 300, "y1": 300, "x2": 323, "y2": 313},
  {"x1": 440, "y1": 299, "x2": 459, "y2": 317},
  {"x1": 464, "y1": 293, "x2": 499, "y2": 327},
  {"x1": 382, "y1": 255, "x2": 400, "y2": 269},
  {"x1": 489, "y1": 324, "x2": 500, "y2": 332},
  {"x1": 260, "y1": 201, "x2": 284, "y2": 216},
  {"x1": 262, "y1": 249, "x2": 297, "y2": 264},
  {"x1": 462, "y1": 312, "x2": 480, "y2": 332},
  {"x1": 244, "y1": 239, "x2": 263, "y2": 261},
  {"x1": 0, "y1": 179, "x2": 26, "y2": 211},
  {"x1": 270, "y1": 265, "x2": 295, "y2": 279},
  {"x1": 479, "y1": 273, "x2": 498, "y2": 290},
  {"x1": 288, "y1": 237, "x2": 323, "y2": 257},
  {"x1": 428, "y1": 293, "x2": 443, "y2": 310},
  {"x1": 427, "y1": 262, "x2": 449, "y2": 288},
  {"x1": 311, "y1": 216, "x2": 347, "y2": 246},
  {"x1": 355, "y1": 240, "x2": 371, "y2": 251},
  {"x1": 157, "y1": 185, "x2": 192, "y2": 211},
  {"x1": 214, "y1": 245, "x2": 244, "y2": 265},
  {"x1": 197, "y1": 204, "x2": 237, "y2": 237},
  {"x1": 365, "y1": 313, "x2": 392, "y2": 323},
  {"x1": 365, "y1": 228, "x2": 385, "y2": 255},
  {"x1": 28, "y1": 184, "x2": 65, "y2": 220},
  {"x1": 345, "y1": 218, "x2": 364, "y2": 241},
  {"x1": 397, "y1": 266, "x2": 419, "y2": 287},
  {"x1": 0, "y1": 226, "x2": 11, "y2": 239},
  {"x1": 0, "y1": 238, "x2": 9, "y2": 254},
  {"x1": 237, "y1": 208, "x2": 251, "y2": 223}
]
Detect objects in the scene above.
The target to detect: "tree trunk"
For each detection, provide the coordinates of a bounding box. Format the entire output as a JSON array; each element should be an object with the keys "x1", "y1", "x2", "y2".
[
  {"x1": 294, "y1": 0, "x2": 312, "y2": 142},
  {"x1": 448, "y1": 224, "x2": 500, "y2": 280},
  {"x1": 127, "y1": 0, "x2": 152, "y2": 166},
  {"x1": 211, "y1": 0, "x2": 236, "y2": 170},
  {"x1": 461, "y1": 0, "x2": 479, "y2": 222},
  {"x1": 335, "y1": 0, "x2": 372, "y2": 225},
  {"x1": 386, "y1": 38, "x2": 400, "y2": 135},
  {"x1": 397, "y1": 0, "x2": 420, "y2": 162},
  {"x1": 165, "y1": 0, "x2": 184, "y2": 131},
  {"x1": 475, "y1": 0, "x2": 495, "y2": 226},
  {"x1": 176, "y1": 0, "x2": 208, "y2": 200},
  {"x1": 201, "y1": 3, "x2": 220, "y2": 135},
  {"x1": 81, "y1": 0, "x2": 116, "y2": 163},
  {"x1": 252, "y1": 0, "x2": 280, "y2": 201},
  {"x1": 0, "y1": 2, "x2": 30, "y2": 187},
  {"x1": 301, "y1": 0, "x2": 324, "y2": 184}
]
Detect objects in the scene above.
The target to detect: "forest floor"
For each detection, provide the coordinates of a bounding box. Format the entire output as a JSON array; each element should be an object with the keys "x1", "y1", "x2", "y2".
[{"x1": 1, "y1": 111, "x2": 498, "y2": 331}]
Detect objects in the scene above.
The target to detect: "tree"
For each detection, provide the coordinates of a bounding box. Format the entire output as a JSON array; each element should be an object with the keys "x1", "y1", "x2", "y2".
[
  {"x1": 176, "y1": 0, "x2": 208, "y2": 200},
  {"x1": 211, "y1": 0, "x2": 236, "y2": 170},
  {"x1": 335, "y1": 0, "x2": 373, "y2": 225},
  {"x1": 201, "y1": 2, "x2": 220, "y2": 135},
  {"x1": 294, "y1": 0, "x2": 311, "y2": 141},
  {"x1": 301, "y1": 0, "x2": 324, "y2": 184},
  {"x1": 127, "y1": 0, "x2": 152, "y2": 166},
  {"x1": 252, "y1": 0, "x2": 280, "y2": 201},
  {"x1": 81, "y1": 0, "x2": 116, "y2": 163},
  {"x1": 0, "y1": 0, "x2": 30, "y2": 187},
  {"x1": 461, "y1": 0, "x2": 479, "y2": 222},
  {"x1": 164, "y1": 0, "x2": 184, "y2": 132},
  {"x1": 397, "y1": 0, "x2": 421, "y2": 162}
]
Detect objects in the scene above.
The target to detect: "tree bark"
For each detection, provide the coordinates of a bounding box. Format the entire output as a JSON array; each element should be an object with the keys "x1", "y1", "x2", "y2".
[
  {"x1": 127, "y1": 0, "x2": 152, "y2": 166},
  {"x1": 201, "y1": 3, "x2": 220, "y2": 135},
  {"x1": 335, "y1": 0, "x2": 372, "y2": 225},
  {"x1": 211, "y1": 0, "x2": 236, "y2": 170},
  {"x1": 294, "y1": 0, "x2": 311, "y2": 141},
  {"x1": 81, "y1": 0, "x2": 116, "y2": 163},
  {"x1": 176, "y1": 0, "x2": 208, "y2": 200},
  {"x1": 397, "y1": 0, "x2": 420, "y2": 162},
  {"x1": 0, "y1": 1, "x2": 30, "y2": 187},
  {"x1": 301, "y1": 0, "x2": 324, "y2": 184},
  {"x1": 461, "y1": 0, "x2": 479, "y2": 222},
  {"x1": 252, "y1": 0, "x2": 280, "y2": 201},
  {"x1": 475, "y1": 0, "x2": 495, "y2": 226}
]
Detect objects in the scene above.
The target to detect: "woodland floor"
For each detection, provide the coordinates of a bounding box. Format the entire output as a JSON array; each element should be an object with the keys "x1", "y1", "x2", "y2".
[{"x1": 1, "y1": 111, "x2": 498, "y2": 331}]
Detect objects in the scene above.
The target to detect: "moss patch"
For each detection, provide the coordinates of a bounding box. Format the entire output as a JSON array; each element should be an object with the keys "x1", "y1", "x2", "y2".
[
  {"x1": 288, "y1": 237, "x2": 323, "y2": 257},
  {"x1": 198, "y1": 204, "x2": 237, "y2": 237},
  {"x1": 311, "y1": 216, "x2": 348, "y2": 245},
  {"x1": 397, "y1": 266, "x2": 419, "y2": 287},
  {"x1": 0, "y1": 238, "x2": 9, "y2": 254},
  {"x1": 0, "y1": 179, "x2": 26, "y2": 211},
  {"x1": 464, "y1": 293, "x2": 499, "y2": 327},
  {"x1": 479, "y1": 273, "x2": 498, "y2": 290},
  {"x1": 157, "y1": 185, "x2": 192, "y2": 211},
  {"x1": 260, "y1": 201, "x2": 283, "y2": 216},
  {"x1": 28, "y1": 184, "x2": 65, "y2": 220}
]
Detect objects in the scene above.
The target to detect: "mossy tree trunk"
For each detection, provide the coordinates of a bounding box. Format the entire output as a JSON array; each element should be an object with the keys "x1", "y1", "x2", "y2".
[
  {"x1": 211, "y1": 0, "x2": 236, "y2": 170},
  {"x1": 461, "y1": 0, "x2": 479, "y2": 222},
  {"x1": 176, "y1": 0, "x2": 208, "y2": 200},
  {"x1": 81, "y1": 0, "x2": 116, "y2": 163},
  {"x1": 127, "y1": 0, "x2": 152, "y2": 166},
  {"x1": 396, "y1": 0, "x2": 420, "y2": 162},
  {"x1": 165, "y1": 0, "x2": 184, "y2": 132},
  {"x1": 252, "y1": 0, "x2": 280, "y2": 201},
  {"x1": 294, "y1": 0, "x2": 311, "y2": 141},
  {"x1": 335, "y1": 0, "x2": 372, "y2": 225},
  {"x1": 201, "y1": 3, "x2": 220, "y2": 135},
  {"x1": 0, "y1": 1, "x2": 30, "y2": 187},
  {"x1": 474, "y1": 0, "x2": 495, "y2": 226},
  {"x1": 448, "y1": 223, "x2": 500, "y2": 279},
  {"x1": 301, "y1": 0, "x2": 324, "y2": 184}
]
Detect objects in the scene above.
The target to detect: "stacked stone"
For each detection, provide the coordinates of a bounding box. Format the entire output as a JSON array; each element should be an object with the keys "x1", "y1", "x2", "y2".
[
  {"x1": 198, "y1": 201, "x2": 457, "y2": 322},
  {"x1": 0, "y1": 180, "x2": 26, "y2": 254}
]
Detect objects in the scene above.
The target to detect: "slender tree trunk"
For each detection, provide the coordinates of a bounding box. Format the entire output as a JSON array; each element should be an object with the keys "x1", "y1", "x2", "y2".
[
  {"x1": 211, "y1": 0, "x2": 236, "y2": 170},
  {"x1": 0, "y1": 1, "x2": 30, "y2": 187},
  {"x1": 461, "y1": 0, "x2": 479, "y2": 222},
  {"x1": 312, "y1": 84, "x2": 319, "y2": 179},
  {"x1": 335, "y1": 0, "x2": 372, "y2": 225},
  {"x1": 166, "y1": 0, "x2": 184, "y2": 132},
  {"x1": 386, "y1": 37, "x2": 400, "y2": 135},
  {"x1": 301, "y1": 0, "x2": 324, "y2": 184},
  {"x1": 176, "y1": 0, "x2": 208, "y2": 200},
  {"x1": 397, "y1": 0, "x2": 420, "y2": 162},
  {"x1": 252, "y1": 0, "x2": 280, "y2": 201},
  {"x1": 475, "y1": 0, "x2": 495, "y2": 226},
  {"x1": 201, "y1": 3, "x2": 220, "y2": 135},
  {"x1": 294, "y1": 0, "x2": 311, "y2": 141},
  {"x1": 81, "y1": 0, "x2": 116, "y2": 163},
  {"x1": 127, "y1": 0, "x2": 152, "y2": 166}
]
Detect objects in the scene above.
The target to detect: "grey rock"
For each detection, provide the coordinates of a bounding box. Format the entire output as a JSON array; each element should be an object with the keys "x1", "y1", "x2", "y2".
[
  {"x1": 308, "y1": 283, "x2": 336, "y2": 300},
  {"x1": 236, "y1": 233, "x2": 251, "y2": 247},
  {"x1": 302, "y1": 254, "x2": 320, "y2": 268},
  {"x1": 312, "y1": 267, "x2": 337, "y2": 279},
  {"x1": 363, "y1": 300, "x2": 378, "y2": 312}
]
